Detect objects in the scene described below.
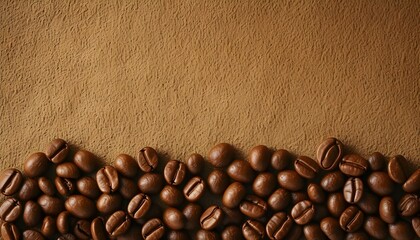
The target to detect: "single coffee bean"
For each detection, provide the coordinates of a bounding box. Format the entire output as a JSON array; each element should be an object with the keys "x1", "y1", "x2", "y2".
[
  {"x1": 127, "y1": 193, "x2": 151, "y2": 219},
  {"x1": 119, "y1": 177, "x2": 138, "y2": 199},
  {"x1": 114, "y1": 154, "x2": 139, "y2": 178},
  {"x1": 106, "y1": 211, "x2": 131, "y2": 237},
  {"x1": 65, "y1": 195, "x2": 96, "y2": 219},
  {"x1": 1, "y1": 222, "x2": 20, "y2": 240},
  {"x1": 388, "y1": 155, "x2": 408, "y2": 184},
  {"x1": 57, "y1": 211, "x2": 75, "y2": 234},
  {"x1": 74, "y1": 149, "x2": 100, "y2": 173},
  {"x1": 137, "y1": 147, "x2": 159, "y2": 172},
  {"x1": 18, "y1": 178, "x2": 40, "y2": 201},
  {"x1": 346, "y1": 231, "x2": 369, "y2": 240},
  {"x1": 268, "y1": 188, "x2": 291, "y2": 211},
  {"x1": 41, "y1": 216, "x2": 57, "y2": 238},
  {"x1": 208, "y1": 143, "x2": 235, "y2": 168},
  {"x1": 207, "y1": 169, "x2": 230, "y2": 194},
  {"x1": 22, "y1": 230, "x2": 45, "y2": 240},
  {"x1": 294, "y1": 156, "x2": 320, "y2": 179},
  {"x1": 222, "y1": 206, "x2": 245, "y2": 226},
  {"x1": 277, "y1": 170, "x2": 304, "y2": 191},
  {"x1": 163, "y1": 207, "x2": 185, "y2": 230},
  {"x1": 74, "y1": 219, "x2": 91, "y2": 240},
  {"x1": 91, "y1": 217, "x2": 107, "y2": 240},
  {"x1": 320, "y1": 217, "x2": 345, "y2": 240},
  {"x1": 186, "y1": 153, "x2": 205, "y2": 175},
  {"x1": 242, "y1": 219, "x2": 265, "y2": 240},
  {"x1": 316, "y1": 137, "x2": 344, "y2": 170},
  {"x1": 389, "y1": 221, "x2": 416, "y2": 240},
  {"x1": 0, "y1": 198, "x2": 21, "y2": 222},
  {"x1": 357, "y1": 191, "x2": 379, "y2": 214},
  {"x1": 138, "y1": 173, "x2": 164, "y2": 194},
  {"x1": 183, "y1": 176, "x2": 205, "y2": 202},
  {"x1": 291, "y1": 191, "x2": 309, "y2": 205},
  {"x1": 23, "y1": 152, "x2": 49, "y2": 178},
  {"x1": 96, "y1": 165, "x2": 119, "y2": 193},
  {"x1": 55, "y1": 176, "x2": 75, "y2": 196},
  {"x1": 271, "y1": 149, "x2": 291, "y2": 171},
  {"x1": 343, "y1": 177, "x2": 363, "y2": 204},
  {"x1": 307, "y1": 183, "x2": 326, "y2": 204},
  {"x1": 379, "y1": 196, "x2": 397, "y2": 223},
  {"x1": 398, "y1": 193, "x2": 420, "y2": 217},
  {"x1": 56, "y1": 162, "x2": 80, "y2": 179},
  {"x1": 200, "y1": 205, "x2": 223, "y2": 230},
  {"x1": 222, "y1": 225, "x2": 243, "y2": 240},
  {"x1": 248, "y1": 145, "x2": 271, "y2": 172},
  {"x1": 252, "y1": 172, "x2": 277, "y2": 197},
  {"x1": 97, "y1": 193, "x2": 123, "y2": 215},
  {"x1": 363, "y1": 216, "x2": 387, "y2": 239},
  {"x1": 160, "y1": 185, "x2": 184, "y2": 207},
  {"x1": 38, "y1": 177, "x2": 55, "y2": 196},
  {"x1": 339, "y1": 206, "x2": 364, "y2": 232},
  {"x1": 57, "y1": 233, "x2": 76, "y2": 240},
  {"x1": 23, "y1": 201, "x2": 42, "y2": 227},
  {"x1": 142, "y1": 218, "x2": 165, "y2": 240},
  {"x1": 223, "y1": 182, "x2": 246, "y2": 209},
  {"x1": 167, "y1": 230, "x2": 190, "y2": 240},
  {"x1": 367, "y1": 152, "x2": 386, "y2": 171},
  {"x1": 239, "y1": 195, "x2": 267, "y2": 219},
  {"x1": 76, "y1": 176, "x2": 101, "y2": 199},
  {"x1": 266, "y1": 212, "x2": 293, "y2": 240},
  {"x1": 0, "y1": 168, "x2": 23, "y2": 196},
  {"x1": 196, "y1": 229, "x2": 220, "y2": 240},
  {"x1": 412, "y1": 217, "x2": 420, "y2": 238},
  {"x1": 366, "y1": 171, "x2": 394, "y2": 196},
  {"x1": 303, "y1": 224, "x2": 327, "y2": 240},
  {"x1": 320, "y1": 171, "x2": 345, "y2": 192},
  {"x1": 291, "y1": 200, "x2": 315, "y2": 225},
  {"x1": 403, "y1": 169, "x2": 420, "y2": 193},
  {"x1": 183, "y1": 203, "x2": 202, "y2": 230},
  {"x1": 45, "y1": 138, "x2": 69, "y2": 164},
  {"x1": 339, "y1": 154, "x2": 368, "y2": 177},
  {"x1": 227, "y1": 159, "x2": 256, "y2": 183},
  {"x1": 327, "y1": 192, "x2": 347, "y2": 217},
  {"x1": 164, "y1": 160, "x2": 187, "y2": 185}
]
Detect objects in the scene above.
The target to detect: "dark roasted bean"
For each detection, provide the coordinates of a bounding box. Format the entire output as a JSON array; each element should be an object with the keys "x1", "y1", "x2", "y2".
[
  {"x1": 239, "y1": 195, "x2": 267, "y2": 219},
  {"x1": 294, "y1": 156, "x2": 319, "y2": 179},
  {"x1": 114, "y1": 154, "x2": 139, "y2": 178},
  {"x1": 91, "y1": 217, "x2": 107, "y2": 240},
  {"x1": 242, "y1": 219, "x2": 265, "y2": 240},
  {"x1": 208, "y1": 143, "x2": 235, "y2": 168},
  {"x1": 200, "y1": 205, "x2": 223, "y2": 230},
  {"x1": 271, "y1": 149, "x2": 291, "y2": 171},
  {"x1": 73, "y1": 149, "x2": 100, "y2": 173},
  {"x1": 223, "y1": 182, "x2": 246, "y2": 209},
  {"x1": 142, "y1": 218, "x2": 165, "y2": 240},
  {"x1": 266, "y1": 212, "x2": 293, "y2": 240},
  {"x1": 0, "y1": 169, "x2": 23, "y2": 196},
  {"x1": 207, "y1": 169, "x2": 230, "y2": 194},
  {"x1": 45, "y1": 138, "x2": 69, "y2": 164},
  {"x1": 127, "y1": 193, "x2": 151, "y2": 219},
  {"x1": 367, "y1": 152, "x2": 386, "y2": 171},
  {"x1": 74, "y1": 219, "x2": 91, "y2": 240},
  {"x1": 56, "y1": 162, "x2": 80, "y2": 179},
  {"x1": 106, "y1": 211, "x2": 131, "y2": 237},
  {"x1": 339, "y1": 154, "x2": 368, "y2": 177},
  {"x1": 96, "y1": 166, "x2": 119, "y2": 193},
  {"x1": 343, "y1": 177, "x2": 363, "y2": 204},
  {"x1": 64, "y1": 195, "x2": 96, "y2": 219},
  {"x1": 0, "y1": 198, "x2": 21, "y2": 222},
  {"x1": 398, "y1": 193, "x2": 420, "y2": 217},
  {"x1": 18, "y1": 178, "x2": 40, "y2": 201},
  {"x1": 307, "y1": 183, "x2": 326, "y2": 204},
  {"x1": 183, "y1": 176, "x2": 205, "y2": 202},
  {"x1": 227, "y1": 159, "x2": 256, "y2": 183},
  {"x1": 389, "y1": 221, "x2": 416, "y2": 240},
  {"x1": 22, "y1": 201, "x2": 42, "y2": 227},
  {"x1": 160, "y1": 185, "x2": 183, "y2": 207},
  {"x1": 291, "y1": 200, "x2": 315, "y2": 225},
  {"x1": 76, "y1": 176, "x2": 101, "y2": 199},
  {"x1": 320, "y1": 171, "x2": 345, "y2": 192},
  {"x1": 252, "y1": 172, "x2": 277, "y2": 197},
  {"x1": 403, "y1": 169, "x2": 420, "y2": 193},
  {"x1": 137, "y1": 147, "x2": 159, "y2": 172},
  {"x1": 387, "y1": 155, "x2": 408, "y2": 184},
  {"x1": 186, "y1": 153, "x2": 205, "y2": 175},
  {"x1": 363, "y1": 216, "x2": 387, "y2": 239},
  {"x1": 320, "y1": 217, "x2": 345, "y2": 240},
  {"x1": 268, "y1": 188, "x2": 291, "y2": 211},
  {"x1": 55, "y1": 176, "x2": 75, "y2": 196},
  {"x1": 163, "y1": 207, "x2": 185, "y2": 230},
  {"x1": 379, "y1": 196, "x2": 397, "y2": 224},
  {"x1": 138, "y1": 173, "x2": 164, "y2": 194},
  {"x1": 41, "y1": 216, "x2": 57, "y2": 238},
  {"x1": 23, "y1": 152, "x2": 50, "y2": 178},
  {"x1": 38, "y1": 177, "x2": 55, "y2": 196},
  {"x1": 339, "y1": 206, "x2": 364, "y2": 232},
  {"x1": 164, "y1": 160, "x2": 187, "y2": 185},
  {"x1": 248, "y1": 145, "x2": 271, "y2": 172},
  {"x1": 316, "y1": 137, "x2": 344, "y2": 170},
  {"x1": 277, "y1": 170, "x2": 304, "y2": 191},
  {"x1": 97, "y1": 193, "x2": 123, "y2": 215},
  {"x1": 1, "y1": 222, "x2": 20, "y2": 240}
]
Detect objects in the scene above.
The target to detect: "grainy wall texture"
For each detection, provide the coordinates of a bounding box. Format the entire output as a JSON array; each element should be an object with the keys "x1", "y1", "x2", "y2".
[{"x1": 1, "y1": 0, "x2": 419, "y2": 169}]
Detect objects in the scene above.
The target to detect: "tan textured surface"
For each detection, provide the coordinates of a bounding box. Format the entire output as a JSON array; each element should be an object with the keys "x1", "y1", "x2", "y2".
[{"x1": 1, "y1": 0, "x2": 419, "y2": 170}]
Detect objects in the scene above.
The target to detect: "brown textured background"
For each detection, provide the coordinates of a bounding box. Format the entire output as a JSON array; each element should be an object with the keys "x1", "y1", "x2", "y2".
[{"x1": 1, "y1": 0, "x2": 419, "y2": 170}]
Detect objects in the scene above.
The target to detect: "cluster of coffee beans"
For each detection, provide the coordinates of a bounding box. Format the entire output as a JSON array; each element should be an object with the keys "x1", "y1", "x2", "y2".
[{"x1": 0, "y1": 138, "x2": 419, "y2": 240}]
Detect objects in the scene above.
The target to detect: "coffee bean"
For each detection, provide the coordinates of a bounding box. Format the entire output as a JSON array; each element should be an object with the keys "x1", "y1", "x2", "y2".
[
  {"x1": 97, "y1": 193, "x2": 123, "y2": 215},
  {"x1": 96, "y1": 166, "x2": 119, "y2": 193},
  {"x1": 339, "y1": 154, "x2": 368, "y2": 177},
  {"x1": 40, "y1": 216, "x2": 57, "y2": 238},
  {"x1": 18, "y1": 178, "x2": 40, "y2": 201},
  {"x1": 320, "y1": 217, "x2": 345, "y2": 240},
  {"x1": 45, "y1": 138, "x2": 69, "y2": 164},
  {"x1": 294, "y1": 156, "x2": 320, "y2": 179},
  {"x1": 127, "y1": 193, "x2": 151, "y2": 219},
  {"x1": 183, "y1": 176, "x2": 205, "y2": 202},
  {"x1": 291, "y1": 200, "x2": 315, "y2": 225},
  {"x1": 1, "y1": 222, "x2": 20, "y2": 240},
  {"x1": 277, "y1": 170, "x2": 304, "y2": 191},
  {"x1": 303, "y1": 224, "x2": 327, "y2": 240},
  {"x1": 367, "y1": 171, "x2": 394, "y2": 196},
  {"x1": 167, "y1": 230, "x2": 190, "y2": 240},
  {"x1": 388, "y1": 155, "x2": 408, "y2": 184},
  {"x1": 268, "y1": 188, "x2": 291, "y2": 211},
  {"x1": 266, "y1": 212, "x2": 293, "y2": 240},
  {"x1": 286, "y1": 225, "x2": 303, "y2": 240},
  {"x1": 163, "y1": 207, "x2": 185, "y2": 230},
  {"x1": 356, "y1": 191, "x2": 379, "y2": 214},
  {"x1": 137, "y1": 147, "x2": 159, "y2": 172},
  {"x1": 327, "y1": 192, "x2": 347, "y2": 217},
  {"x1": 57, "y1": 211, "x2": 75, "y2": 234},
  {"x1": 186, "y1": 153, "x2": 205, "y2": 175},
  {"x1": 343, "y1": 177, "x2": 363, "y2": 204},
  {"x1": 57, "y1": 233, "x2": 76, "y2": 240},
  {"x1": 320, "y1": 171, "x2": 345, "y2": 192},
  {"x1": 339, "y1": 206, "x2": 363, "y2": 232},
  {"x1": 0, "y1": 198, "x2": 21, "y2": 222},
  {"x1": 398, "y1": 193, "x2": 420, "y2": 217},
  {"x1": 291, "y1": 191, "x2": 309, "y2": 205},
  {"x1": 403, "y1": 169, "x2": 420, "y2": 193},
  {"x1": 164, "y1": 160, "x2": 187, "y2": 185},
  {"x1": 239, "y1": 195, "x2": 267, "y2": 219},
  {"x1": 106, "y1": 211, "x2": 131, "y2": 237},
  {"x1": 242, "y1": 219, "x2": 265, "y2": 240},
  {"x1": 271, "y1": 149, "x2": 291, "y2": 171},
  {"x1": 76, "y1": 176, "x2": 101, "y2": 199},
  {"x1": 138, "y1": 173, "x2": 164, "y2": 194},
  {"x1": 346, "y1": 231, "x2": 369, "y2": 240},
  {"x1": 114, "y1": 154, "x2": 139, "y2": 178},
  {"x1": 200, "y1": 205, "x2": 223, "y2": 230},
  {"x1": 56, "y1": 162, "x2": 80, "y2": 179},
  {"x1": 252, "y1": 172, "x2": 277, "y2": 198},
  {"x1": 183, "y1": 203, "x2": 202, "y2": 230},
  {"x1": 316, "y1": 137, "x2": 344, "y2": 170},
  {"x1": 223, "y1": 182, "x2": 246, "y2": 209},
  {"x1": 119, "y1": 177, "x2": 138, "y2": 199},
  {"x1": 91, "y1": 217, "x2": 107, "y2": 240},
  {"x1": 248, "y1": 145, "x2": 271, "y2": 172},
  {"x1": 0, "y1": 168, "x2": 23, "y2": 196},
  {"x1": 65, "y1": 195, "x2": 96, "y2": 219},
  {"x1": 38, "y1": 177, "x2": 55, "y2": 196},
  {"x1": 412, "y1": 217, "x2": 420, "y2": 238},
  {"x1": 207, "y1": 169, "x2": 230, "y2": 194},
  {"x1": 389, "y1": 221, "x2": 416, "y2": 240},
  {"x1": 23, "y1": 201, "x2": 42, "y2": 227},
  {"x1": 227, "y1": 160, "x2": 256, "y2": 183},
  {"x1": 221, "y1": 225, "x2": 243, "y2": 240},
  {"x1": 23, "y1": 152, "x2": 49, "y2": 178},
  {"x1": 74, "y1": 219, "x2": 91, "y2": 240},
  {"x1": 160, "y1": 185, "x2": 184, "y2": 207},
  {"x1": 208, "y1": 143, "x2": 235, "y2": 168},
  {"x1": 307, "y1": 183, "x2": 326, "y2": 204},
  {"x1": 367, "y1": 152, "x2": 386, "y2": 171},
  {"x1": 379, "y1": 196, "x2": 397, "y2": 224},
  {"x1": 196, "y1": 229, "x2": 220, "y2": 240},
  {"x1": 142, "y1": 218, "x2": 165, "y2": 240},
  {"x1": 74, "y1": 149, "x2": 100, "y2": 173},
  {"x1": 22, "y1": 230, "x2": 45, "y2": 240},
  {"x1": 55, "y1": 176, "x2": 75, "y2": 196},
  {"x1": 363, "y1": 216, "x2": 387, "y2": 239}
]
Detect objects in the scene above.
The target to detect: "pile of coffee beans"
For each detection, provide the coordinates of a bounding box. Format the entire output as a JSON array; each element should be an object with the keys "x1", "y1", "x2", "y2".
[{"x1": 0, "y1": 138, "x2": 419, "y2": 240}]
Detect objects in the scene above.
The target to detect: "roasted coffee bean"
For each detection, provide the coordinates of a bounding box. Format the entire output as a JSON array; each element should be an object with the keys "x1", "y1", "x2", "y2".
[
  {"x1": 23, "y1": 201, "x2": 42, "y2": 227},
  {"x1": 248, "y1": 145, "x2": 271, "y2": 172},
  {"x1": 357, "y1": 191, "x2": 379, "y2": 214},
  {"x1": 271, "y1": 149, "x2": 291, "y2": 171},
  {"x1": 367, "y1": 171, "x2": 394, "y2": 196},
  {"x1": 74, "y1": 149, "x2": 100, "y2": 173},
  {"x1": 403, "y1": 169, "x2": 420, "y2": 193},
  {"x1": 307, "y1": 183, "x2": 326, "y2": 204},
  {"x1": 208, "y1": 143, "x2": 235, "y2": 168},
  {"x1": 291, "y1": 200, "x2": 315, "y2": 225},
  {"x1": 127, "y1": 193, "x2": 151, "y2": 219},
  {"x1": 291, "y1": 191, "x2": 309, "y2": 205},
  {"x1": 343, "y1": 177, "x2": 363, "y2": 204},
  {"x1": 207, "y1": 169, "x2": 230, "y2": 194},
  {"x1": 379, "y1": 196, "x2": 397, "y2": 223},
  {"x1": 227, "y1": 159, "x2": 256, "y2": 183},
  {"x1": 137, "y1": 147, "x2": 159, "y2": 172},
  {"x1": 57, "y1": 211, "x2": 74, "y2": 234},
  {"x1": 0, "y1": 198, "x2": 21, "y2": 222},
  {"x1": 164, "y1": 160, "x2": 187, "y2": 186},
  {"x1": 97, "y1": 193, "x2": 123, "y2": 215},
  {"x1": 320, "y1": 171, "x2": 345, "y2": 192},
  {"x1": 96, "y1": 166, "x2": 119, "y2": 193},
  {"x1": 18, "y1": 178, "x2": 40, "y2": 201},
  {"x1": 77, "y1": 176, "x2": 101, "y2": 199},
  {"x1": 294, "y1": 156, "x2": 319, "y2": 179},
  {"x1": 196, "y1": 230, "x2": 220, "y2": 240},
  {"x1": 22, "y1": 230, "x2": 45, "y2": 240},
  {"x1": 55, "y1": 176, "x2": 75, "y2": 196},
  {"x1": 138, "y1": 173, "x2": 164, "y2": 194},
  {"x1": 303, "y1": 224, "x2": 327, "y2": 240},
  {"x1": 412, "y1": 217, "x2": 420, "y2": 238},
  {"x1": 91, "y1": 217, "x2": 107, "y2": 240},
  {"x1": 106, "y1": 211, "x2": 131, "y2": 237},
  {"x1": 45, "y1": 138, "x2": 69, "y2": 163},
  {"x1": 285, "y1": 225, "x2": 303, "y2": 240},
  {"x1": 186, "y1": 153, "x2": 204, "y2": 175},
  {"x1": 389, "y1": 221, "x2": 416, "y2": 240},
  {"x1": 167, "y1": 230, "x2": 190, "y2": 240},
  {"x1": 65, "y1": 195, "x2": 96, "y2": 219},
  {"x1": 183, "y1": 176, "x2": 205, "y2": 202},
  {"x1": 316, "y1": 137, "x2": 344, "y2": 170},
  {"x1": 74, "y1": 219, "x2": 91, "y2": 240},
  {"x1": 1, "y1": 222, "x2": 20, "y2": 240},
  {"x1": 388, "y1": 155, "x2": 408, "y2": 184},
  {"x1": 320, "y1": 217, "x2": 345, "y2": 240},
  {"x1": 183, "y1": 203, "x2": 202, "y2": 230},
  {"x1": 222, "y1": 206, "x2": 245, "y2": 226},
  {"x1": 0, "y1": 168, "x2": 23, "y2": 196},
  {"x1": 327, "y1": 192, "x2": 347, "y2": 217},
  {"x1": 38, "y1": 177, "x2": 55, "y2": 196},
  {"x1": 24, "y1": 152, "x2": 49, "y2": 178},
  {"x1": 160, "y1": 185, "x2": 184, "y2": 207},
  {"x1": 163, "y1": 207, "x2": 185, "y2": 230},
  {"x1": 339, "y1": 206, "x2": 363, "y2": 232},
  {"x1": 268, "y1": 188, "x2": 291, "y2": 211},
  {"x1": 56, "y1": 162, "x2": 80, "y2": 179},
  {"x1": 339, "y1": 154, "x2": 368, "y2": 177},
  {"x1": 40, "y1": 216, "x2": 57, "y2": 238},
  {"x1": 398, "y1": 193, "x2": 420, "y2": 217},
  {"x1": 346, "y1": 231, "x2": 369, "y2": 240},
  {"x1": 142, "y1": 218, "x2": 165, "y2": 240},
  {"x1": 119, "y1": 177, "x2": 138, "y2": 199},
  {"x1": 223, "y1": 182, "x2": 246, "y2": 208},
  {"x1": 266, "y1": 212, "x2": 293, "y2": 240},
  {"x1": 222, "y1": 225, "x2": 243, "y2": 240},
  {"x1": 252, "y1": 172, "x2": 277, "y2": 197},
  {"x1": 363, "y1": 216, "x2": 387, "y2": 239},
  {"x1": 239, "y1": 195, "x2": 267, "y2": 219},
  {"x1": 200, "y1": 205, "x2": 223, "y2": 230},
  {"x1": 367, "y1": 152, "x2": 386, "y2": 171},
  {"x1": 242, "y1": 219, "x2": 265, "y2": 240},
  {"x1": 277, "y1": 170, "x2": 304, "y2": 191},
  {"x1": 114, "y1": 154, "x2": 139, "y2": 178},
  {"x1": 57, "y1": 233, "x2": 76, "y2": 240}
]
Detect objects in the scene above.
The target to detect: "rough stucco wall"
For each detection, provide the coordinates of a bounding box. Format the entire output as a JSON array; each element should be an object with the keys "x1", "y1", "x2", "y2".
[{"x1": 1, "y1": 0, "x2": 419, "y2": 169}]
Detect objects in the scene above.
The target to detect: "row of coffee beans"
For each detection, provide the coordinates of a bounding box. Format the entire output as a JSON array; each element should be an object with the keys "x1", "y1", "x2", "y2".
[{"x1": 0, "y1": 138, "x2": 419, "y2": 239}]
